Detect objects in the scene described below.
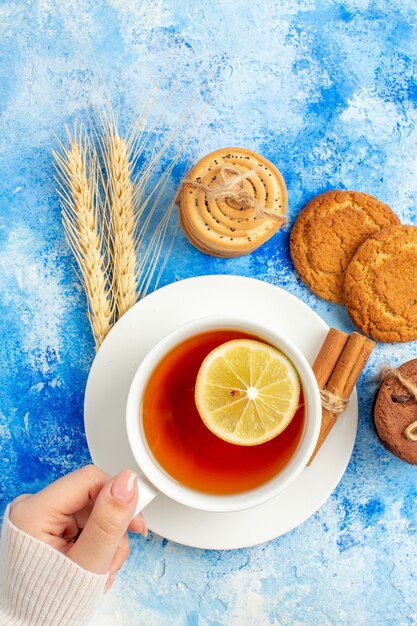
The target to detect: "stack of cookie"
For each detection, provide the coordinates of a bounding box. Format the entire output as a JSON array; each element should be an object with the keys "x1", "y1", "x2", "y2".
[
  {"x1": 290, "y1": 190, "x2": 417, "y2": 342},
  {"x1": 178, "y1": 147, "x2": 288, "y2": 258}
]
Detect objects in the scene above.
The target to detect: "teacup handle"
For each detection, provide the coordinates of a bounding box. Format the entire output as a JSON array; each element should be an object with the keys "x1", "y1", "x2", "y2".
[{"x1": 133, "y1": 473, "x2": 160, "y2": 518}]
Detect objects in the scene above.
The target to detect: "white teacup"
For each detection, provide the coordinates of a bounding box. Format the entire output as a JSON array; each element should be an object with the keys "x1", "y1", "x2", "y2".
[{"x1": 126, "y1": 315, "x2": 321, "y2": 515}]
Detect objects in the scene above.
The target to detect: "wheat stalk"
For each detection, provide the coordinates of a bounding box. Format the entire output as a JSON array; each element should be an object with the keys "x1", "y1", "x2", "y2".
[
  {"x1": 102, "y1": 121, "x2": 138, "y2": 318},
  {"x1": 96, "y1": 104, "x2": 178, "y2": 317},
  {"x1": 53, "y1": 127, "x2": 114, "y2": 349}
]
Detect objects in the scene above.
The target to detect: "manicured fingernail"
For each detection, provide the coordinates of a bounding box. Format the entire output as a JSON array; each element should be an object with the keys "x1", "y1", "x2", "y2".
[
  {"x1": 137, "y1": 512, "x2": 148, "y2": 538},
  {"x1": 104, "y1": 572, "x2": 117, "y2": 593},
  {"x1": 111, "y1": 470, "x2": 138, "y2": 504}
]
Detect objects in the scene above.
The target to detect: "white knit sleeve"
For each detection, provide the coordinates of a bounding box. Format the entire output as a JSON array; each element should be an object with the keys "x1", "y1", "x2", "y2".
[{"x1": 0, "y1": 506, "x2": 107, "y2": 626}]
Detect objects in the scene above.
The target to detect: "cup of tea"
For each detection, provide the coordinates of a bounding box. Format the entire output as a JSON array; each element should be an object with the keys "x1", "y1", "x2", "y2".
[{"x1": 126, "y1": 315, "x2": 321, "y2": 514}]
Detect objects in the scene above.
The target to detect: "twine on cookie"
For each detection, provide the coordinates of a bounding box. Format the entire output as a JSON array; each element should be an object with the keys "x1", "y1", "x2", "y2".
[
  {"x1": 182, "y1": 166, "x2": 287, "y2": 223},
  {"x1": 404, "y1": 421, "x2": 417, "y2": 442},
  {"x1": 319, "y1": 388, "x2": 348, "y2": 415},
  {"x1": 381, "y1": 367, "x2": 417, "y2": 441}
]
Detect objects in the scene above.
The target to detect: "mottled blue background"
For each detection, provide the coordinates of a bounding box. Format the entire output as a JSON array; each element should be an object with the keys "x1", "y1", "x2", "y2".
[{"x1": 1, "y1": 1, "x2": 417, "y2": 624}]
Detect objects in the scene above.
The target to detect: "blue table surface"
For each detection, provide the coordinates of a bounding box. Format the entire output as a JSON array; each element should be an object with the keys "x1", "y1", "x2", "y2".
[{"x1": 1, "y1": 2, "x2": 417, "y2": 625}]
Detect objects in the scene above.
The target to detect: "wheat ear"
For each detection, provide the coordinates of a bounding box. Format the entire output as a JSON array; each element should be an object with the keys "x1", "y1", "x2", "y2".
[
  {"x1": 53, "y1": 128, "x2": 114, "y2": 349},
  {"x1": 104, "y1": 127, "x2": 138, "y2": 318}
]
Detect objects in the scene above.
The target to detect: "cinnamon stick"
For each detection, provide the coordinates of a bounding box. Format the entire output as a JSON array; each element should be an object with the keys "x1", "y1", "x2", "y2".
[
  {"x1": 341, "y1": 334, "x2": 375, "y2": 398},
  {"x1": 312, "y1": 328, "x2": 349, "y2": 388},
  {"x1": 308, "y1": 330, "x2": 375, "y2": 464},
  {"x1": 326, "y1": 332, "x2": 374, "y2": 399}
]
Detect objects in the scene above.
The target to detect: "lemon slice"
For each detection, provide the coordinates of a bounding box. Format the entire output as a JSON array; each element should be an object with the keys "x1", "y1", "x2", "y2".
[{"x1": 195, "y1": 339, "x2": 301, "y2": 446}]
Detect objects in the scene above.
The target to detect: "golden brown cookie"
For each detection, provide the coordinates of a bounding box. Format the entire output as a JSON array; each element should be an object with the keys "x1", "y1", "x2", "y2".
[
  {"x1": 179, "y1": 147, "x2": 287, "y2": 258},
  {"x1": 374, "y1": 360, "x2": 417, "y2": 464},
  {"x1": 345, "y1": 225, "x2": 417, "y2": 342},
  {"x1": 290, "y1": 190, "x2": 400, "y2": 303}
]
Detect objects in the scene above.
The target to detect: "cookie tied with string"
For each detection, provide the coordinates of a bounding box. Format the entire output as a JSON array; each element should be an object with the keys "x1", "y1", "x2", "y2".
[
  {"x1": 179, "y1": 147, "x2": 288, "y2": 257},
  {"x1": 374, "y1": 360, "x2": 417, "y2": 465}
]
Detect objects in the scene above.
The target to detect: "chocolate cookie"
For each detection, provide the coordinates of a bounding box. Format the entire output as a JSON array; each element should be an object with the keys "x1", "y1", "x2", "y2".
[
  {"x1": 179, "y1": 147, "x2": 287, "y2": 258},
  {"x1": 290, "y1": 190, "x2": 400, "y2": 303},
  {"x1": 374, "y1": 359, "x2": 417, "y2": 464},
  {"x1": 345, "y1": 225, "x2": 417, "y2": 343}
]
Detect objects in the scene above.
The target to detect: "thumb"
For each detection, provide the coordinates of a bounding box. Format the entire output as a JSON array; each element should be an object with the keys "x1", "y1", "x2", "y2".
[{"x1": 68, "y1": 469, "x2": 138, "y2": 574}]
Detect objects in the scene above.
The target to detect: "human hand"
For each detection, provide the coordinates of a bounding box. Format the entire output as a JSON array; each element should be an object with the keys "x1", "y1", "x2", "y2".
[{"x1": 9, "y1": 465, "x2": 147, "y2": 592}]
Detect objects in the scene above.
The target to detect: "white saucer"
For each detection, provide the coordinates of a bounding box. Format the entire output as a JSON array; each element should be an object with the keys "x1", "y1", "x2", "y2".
[{"x1": 84, "y1": 275, "x2": 357, "y2": 550}]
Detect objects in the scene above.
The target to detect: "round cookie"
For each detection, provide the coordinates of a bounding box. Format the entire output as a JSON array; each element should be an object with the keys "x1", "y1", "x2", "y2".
[
  {"x1": 345, "y1": 225, "x2": 417, "y2": 343},
  {"x1": 374, "y1": 359, "x2": 417, "y2": 464},
  {"x1": 290, "y1": 190, "x2": 400, "y2": 303},
  {"x1": 179, "y1": 147, "x2": 287, "y2": 258}
]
